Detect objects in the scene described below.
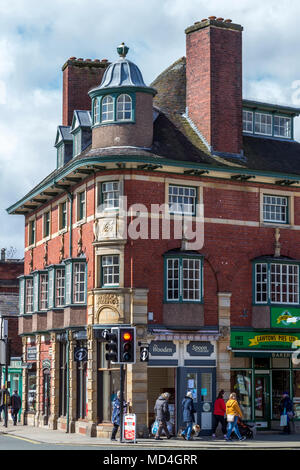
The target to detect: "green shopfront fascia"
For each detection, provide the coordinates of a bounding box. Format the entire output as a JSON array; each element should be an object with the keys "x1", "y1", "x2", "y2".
[{"x1": 230, "y1": 329, "x2": 300, "y2": 430}]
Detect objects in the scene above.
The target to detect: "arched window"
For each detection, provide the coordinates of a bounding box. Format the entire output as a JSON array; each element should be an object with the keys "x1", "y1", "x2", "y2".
[
  {"x1": 117, "y1": 94, "x2": 132, "y2": 121},
  {"x1": 93, "y1": 98, "x2": 100, "y2": 124},
  {"x1": 101, "y1": 95, "x2": 114, "y2": 122}
]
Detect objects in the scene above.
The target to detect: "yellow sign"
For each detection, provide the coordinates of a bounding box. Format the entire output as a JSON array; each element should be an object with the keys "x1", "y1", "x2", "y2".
[{"x1": 249, "y1": 334, "x2": 298, "y2": 347}]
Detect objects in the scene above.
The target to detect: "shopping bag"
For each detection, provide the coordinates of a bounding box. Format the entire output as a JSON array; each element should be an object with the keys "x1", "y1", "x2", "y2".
[
  {"x1": 280, "y1": 414, "x2": 288, "y2": 427},
  {"x1": 151, "y1": 420, "x2": 159, "y2": 435},
  {"x1": 227, "y1": 414, "x2": 235, "y2": 422}
]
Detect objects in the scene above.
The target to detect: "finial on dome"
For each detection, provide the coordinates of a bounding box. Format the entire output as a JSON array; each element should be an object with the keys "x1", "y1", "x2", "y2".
[{"x1": 117, "y1": 42, "x2": 129, "y2": 58}]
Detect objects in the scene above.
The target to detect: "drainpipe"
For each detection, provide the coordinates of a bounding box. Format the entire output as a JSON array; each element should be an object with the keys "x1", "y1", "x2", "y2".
[{"x1": 66, "y1": 329, "x2": 70, "y2": 433}]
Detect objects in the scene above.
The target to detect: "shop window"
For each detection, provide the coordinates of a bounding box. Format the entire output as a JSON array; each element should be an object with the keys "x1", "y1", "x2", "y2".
[
  {"x1": 97, "y1": 342, "x2": 120, "y2": 423},
  {"x1": 230, "y1": 370, "x2": 252, "y2": 420},
  {"x1": 271, "y1": 357, "x2": 290, "y2": 368},
  {"x1": 254, "y1": 357, "x2": 270, "y2": 369},
  {"x1": 292, "y1": 370, "x2": 300, "y2": 419},
  {"x1": 27, "y1": 370, "x2": 36, "y2": 412},
  {"x1": 59, "y1": 341, "x2": 67, "y2": 417},
  {"x1": 272, "y1": 370, "x2": 290, "y2": 419},
  {"x1": 76, "y1": 341, "x2": 87, "y2": 419}
]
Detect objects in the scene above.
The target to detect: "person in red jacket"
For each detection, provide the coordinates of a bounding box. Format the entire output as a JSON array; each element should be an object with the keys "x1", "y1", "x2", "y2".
[{"x1": 212, "y1": 390, "x2": 227, "y2": 438}]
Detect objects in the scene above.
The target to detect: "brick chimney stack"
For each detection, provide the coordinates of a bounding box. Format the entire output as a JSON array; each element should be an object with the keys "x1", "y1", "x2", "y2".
[
  {"x1": 62, "y1": 58, "x2": 110, "y2": 126},
  {"x1": 185, "y1": 17, "x2": 243, "y2": 157}
]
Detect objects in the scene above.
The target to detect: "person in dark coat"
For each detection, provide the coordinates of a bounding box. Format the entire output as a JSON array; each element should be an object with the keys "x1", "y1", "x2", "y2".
[
  {"x1": 154, "y1": 392, "x2": 172, "y2": 440},
  {"x1": 181, "y1": 391, "x2": 196, "y2": 441},
  {"x1": 279, "y1": 392, "x2": 294, "y2": 435},
  {"x1": 0, "y1": 385, "x2": 10, "y2": 424},
  {"x1": 10, "y1": 390, "x2": 21, "y2": 426},
  {"x1": 111, "y1": 391, "x2": 127, "y2": 441}
]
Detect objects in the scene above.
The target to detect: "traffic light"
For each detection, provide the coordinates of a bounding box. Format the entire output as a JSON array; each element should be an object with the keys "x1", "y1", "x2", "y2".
[
  {"x1": 119, "y1": 327, "x2": 136, "y2": 364},
  {"x1": 105, "y1": 328, "x2": 119, "y2": 363}
]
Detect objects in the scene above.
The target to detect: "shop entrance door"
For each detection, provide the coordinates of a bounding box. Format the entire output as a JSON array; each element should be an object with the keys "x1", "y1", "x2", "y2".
[
  {"x1": 177, "y1": 367, "x2": 216, "y2": 435},
  {"x1": 43, "y1": 368, "x2": 51, "y2": 425},
  {"x1": 254, "y1": 374, "x2": 270, "y2": 428}
]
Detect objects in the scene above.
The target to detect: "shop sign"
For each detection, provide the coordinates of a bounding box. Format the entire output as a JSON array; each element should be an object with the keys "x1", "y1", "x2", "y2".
[
  {"x1": 74, "y1": 346, "x2": 88, "y2": 362},
  {"x1": 187, "y1": 342, "x2": 214, "y2": 357},
  {"x1": 231, "y1": 330, "x2": 300, "y2": 350},
  {"x1": 27, "y1": 346, "x2": 37, "y2": 361},
  {"x1": 271, "y1": 307, "x2": 300, "y2": 328},
  {"x1": 149, "y1": 341, "x2": 176, "y2": 356}
]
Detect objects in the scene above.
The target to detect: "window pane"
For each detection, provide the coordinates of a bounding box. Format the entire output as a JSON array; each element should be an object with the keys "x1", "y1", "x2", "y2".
[
  {"x1": 102, "y1": 255, "x2": 120, "y2": 286},
  {"x1": 263, "y1": 194, "x2": 288, "y2": 223},
  {"x1": 169, "y1": 185, "x2": 196, "y2": 215},
  {"x1": 102, "y1": 95, "x2": 114, "y2": 122},
  {"x1": 73, "y1": 263, "x2": 86, "y2": 303},
  {"x1": 117, "y1": 94, "x2": 132, "y2": 121},
  {"x1": 101, "y1": 181, "x2": 120, "y2": 210},
  {"x1": 272, "y1": 370, "x2": 290, "y2": 419},
  {"x1": 230, "y1": 370, "x2": 252, "y2": 420}
]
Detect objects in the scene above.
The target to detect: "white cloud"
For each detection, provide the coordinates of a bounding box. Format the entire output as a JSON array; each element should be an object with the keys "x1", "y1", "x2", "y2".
[{"x1": 1, "y1": 0, "x2": 300, "y2": 257}]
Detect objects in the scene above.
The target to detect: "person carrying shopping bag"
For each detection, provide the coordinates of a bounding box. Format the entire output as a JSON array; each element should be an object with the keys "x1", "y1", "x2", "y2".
[
  {"x1": 225, "y1": 393, "x2": 246, "y2": 441},
  {"x1": 279, "y1": 392, "x2": 294, "y2": 435}
]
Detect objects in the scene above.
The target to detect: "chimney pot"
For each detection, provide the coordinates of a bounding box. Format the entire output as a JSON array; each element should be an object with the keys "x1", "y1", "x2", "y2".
[
  {"x1": 224, "y1": 19, "x2": 232, "y2": 23},
  {"x1": 216, "y1": 17, "x2": 224, "y2": 22},
  {"x1": 101, "y1": 59, "x2": 108, "y2": 63},
  {"x1": 69, "y1": 56, "x2": 76, "y2": 60},
  {"x1": 85, "y1": 59, "x2": 91, "y2": 62},
  {"x1": 77, "y1": 58, "x2": 83, "y2": 61},
  {"x1": 201, "y1": 18, "x2": 208, "y2": 22},
  {"x1": 94, "y1": 59, "x2": 100, "y2": 63},
  {"x1": 208, "y1": 16, "x2": 216, "y2": 20},
  {"x1": 1, "y1": 248, "x2": 6, "y2": 262}
]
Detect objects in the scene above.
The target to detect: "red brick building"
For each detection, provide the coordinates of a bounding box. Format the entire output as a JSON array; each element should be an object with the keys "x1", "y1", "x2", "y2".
[
  {"x1": 7, "y1": 17, "x2": 300, "y2": 436},
  {"x1": 0, "y1": 248, "x2": 23, "y2": 402}
]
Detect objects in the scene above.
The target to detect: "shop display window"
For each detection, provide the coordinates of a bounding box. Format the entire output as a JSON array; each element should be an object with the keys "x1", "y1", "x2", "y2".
[
  {"x1": 231, "y1": 370, "x2": 252, "y2": 420},
  {"x1": 272, "y1": 370, "x2": 290, "y2": 419},
  {"x1": 27, "y1": 370, "x2": 36, "y2": 412},
  {"x1": 292, "y1": 371, "x2": 300, "y2": 419}
]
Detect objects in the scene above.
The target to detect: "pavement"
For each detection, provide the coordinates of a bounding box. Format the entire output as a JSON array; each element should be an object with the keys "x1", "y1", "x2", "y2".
[{"x1": 1, "y1": 423, "x2": 300, "y2": 449}]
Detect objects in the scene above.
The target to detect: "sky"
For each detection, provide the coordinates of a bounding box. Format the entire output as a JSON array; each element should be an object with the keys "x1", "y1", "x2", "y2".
[{"x1": 1, "y1": 0, "x2": 300, "y2": 258}]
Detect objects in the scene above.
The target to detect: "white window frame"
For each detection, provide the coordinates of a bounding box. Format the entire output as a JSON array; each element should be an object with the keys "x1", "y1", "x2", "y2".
[
  {"x1": 43, "y1": 210, "x2": 51, "y2": 238},
  {"x1": 73, "y1": 262, "x2": 86, "y2": 304},
  {"x1": 263, "y1": 194, "x2": 288, "y2": 224},
  {"x1": 101, "y1": 181, "x2": 120, "y2": 211},
  {"x1": 39, "y1": 273, "x2": 48, "y2": 311},
  {"x1": 116, "y1": 94, "x2": 132, "y2": 121},
  {"x1": 101, "y1": 95, "x2": 114, "y2": 122},
  {"x1": 168, "y1": 184, "x2": 197, "y2": 215},
  {"x1": 59, "y1": 200, "x2": 68, "y2": 231},
  {"x1": 255, "y1": 263, "x2": 268, "y2": 304},
  {"x1": 57, "y1": 144, "x2": 64, "y2": 168},
  {"x1": 55, "y1": 268, "x2": 65, "y2": 307},
  {"x1": 28, "y1": 219, "x2": 36, "y2": 246},
  {"x1": 25, "y1": 278, "x2": 34, "y2": 313},
  {"x1": 270, "y1": 263, "x2": 299, "y2": 305},
  {"x1": 73, "y1": 131, "x2": 81, "y2": 157},
  {"x1": 166, "y1": 257, "x2": 202, "y2": 302},
  {"x1": 101, "y1": 255, "x2": 120, "y2": 287},
  {"x1": 94, "y1": 98, "x2": 100, "y2": 124},
  {"x1": 243, "y1": 110, "x2": 253, "y2": 133},
  {"x1": 77, "y1": 190, "x2": 86, "y2": 222},
  {"x1": 254, "y1": 112, "x2": 272, "y2": 136},
  {"x1": 274, "y1": 116, "x2": 291, "y2": 139}
]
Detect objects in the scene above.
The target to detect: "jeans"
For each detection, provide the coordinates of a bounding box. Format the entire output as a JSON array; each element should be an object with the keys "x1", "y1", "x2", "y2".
[
  {"x1": 181, "y1": 422, "x2": 193, "y2": 440},
  {"x1": 226, "y1": 416, "x2": 242, "y2": 440},
  {"x1": 11, "y1": 409, "x2": 19, "y2": 425}
]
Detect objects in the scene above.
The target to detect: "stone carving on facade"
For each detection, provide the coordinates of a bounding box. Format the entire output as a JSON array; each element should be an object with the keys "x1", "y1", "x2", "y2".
[
  {"x1": 77, "y1": 225, "x2": 83, "y2": 256},
  {"x1": 97, "y1": 293, "x2": 120, "y2": 308},
  {"x1": 93, "y1": 217, "x2": 118, "y2": 242},
  {"x1": 219, "y1": 326, "x2": 230, "y2": 338},
  {"x1": 59, "y1": 233, "x2": 64, "y2": 262},
  {"x1": 43, "y1": 241, "x2": 48, "y2": 267},
  {"x1": 50, "y1": 332, "x2": 56, "y2": 343}
]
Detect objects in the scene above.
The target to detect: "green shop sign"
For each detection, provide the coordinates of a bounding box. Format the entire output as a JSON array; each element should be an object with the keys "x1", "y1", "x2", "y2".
[
  {"x1": 271, "y1": 307, "x2": 300, "y2": 328},
  {"x1": 231, "y1": 330, "x2": 300, "y2": 350}
]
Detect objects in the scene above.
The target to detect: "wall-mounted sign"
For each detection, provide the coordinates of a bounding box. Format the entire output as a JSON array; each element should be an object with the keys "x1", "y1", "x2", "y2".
[
  {"x1": 187, "y1": 342, "x2": 214, "y2": 357},
  {"x1": 231, "y1": 330, "x2": 300, "y2": 350},
  {"x1": 27, "y1": 346, "x2": 37, "y2": 361},
  {"x1": 140, "y1": 346, "x2": 149, "y2": 362},
  {"x1": 74, "y1": 346, "x2": 88, "y2": 362},
  {"x1": 271, "y1": 307, "x2": 300, "y2": 328},
  {"x1": 149, "y1": 341, "x2": 176, "y2": 356}
]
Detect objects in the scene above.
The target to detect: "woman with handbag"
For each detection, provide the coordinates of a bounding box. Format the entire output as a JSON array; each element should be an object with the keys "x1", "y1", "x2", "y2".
[
  {"x1": 279, "y1": 392, "x2": 294, "y2": 435},
  {"x1": 225, "y1": 393, "x2": 246, "y2": 441}
]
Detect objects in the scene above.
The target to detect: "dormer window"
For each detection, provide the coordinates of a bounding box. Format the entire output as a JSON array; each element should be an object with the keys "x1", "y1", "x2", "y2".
[
  {"x1": 117, "y1": 94, "x2": 132, "y2": 121},
  {"x1": 93, "y1": 98, "x2": 100, "y2": 124},
  {"x1": 73, "y1": 131, "x2": 81, "y2": 157},
  {"x1": 255, "y1": 112, "x2": 272, "y2": 136},
  {"x1": 102, "y1": 95, "x2": 114, "y2": 122},
  {"x1": 57, "y1": 144, "x2": 64, "y2": 168},
  {"x1": 274, "y1": 116, "x2": 291, "y2": 138}
]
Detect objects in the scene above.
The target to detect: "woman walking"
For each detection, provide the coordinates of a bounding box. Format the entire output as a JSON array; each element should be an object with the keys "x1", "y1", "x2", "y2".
[
  {"x1": 225, "y1": 393, "x2": 246, "y2": 441},
  {"x1": 181, "y1": 391, "x2": 196, "y2": 441},
  {"x1": 212, "y1": 390, "x2": 227, "y2": 439}
]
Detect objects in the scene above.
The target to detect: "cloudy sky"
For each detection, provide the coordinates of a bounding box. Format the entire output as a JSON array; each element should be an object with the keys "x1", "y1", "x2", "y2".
[{"x1": 1, "y1": 0, "x2": 300, "y2": 258}]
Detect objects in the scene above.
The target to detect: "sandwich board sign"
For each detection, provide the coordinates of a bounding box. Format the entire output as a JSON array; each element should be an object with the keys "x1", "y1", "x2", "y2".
[{"x1": 123, "y1": 414, "x2": 137, "y2": 443}]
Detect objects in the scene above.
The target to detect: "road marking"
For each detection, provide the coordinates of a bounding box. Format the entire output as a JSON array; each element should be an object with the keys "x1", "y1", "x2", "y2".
[{"x1": 3, "y1": 434, "x2": 41, "y2": 445}]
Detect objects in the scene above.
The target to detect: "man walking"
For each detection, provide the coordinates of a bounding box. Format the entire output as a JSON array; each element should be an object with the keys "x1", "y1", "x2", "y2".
[
  {"x1": 154, "y1": 392, "x2": 172, "y2": 440},
  {"x1": 10, "y1": 390, "x2": 21, "y2": 426}
]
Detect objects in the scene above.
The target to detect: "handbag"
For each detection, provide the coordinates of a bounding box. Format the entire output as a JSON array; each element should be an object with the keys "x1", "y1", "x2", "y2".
[
  {"x1": 280, "y1": 414, "x2": 288, "y2": 427},
  {"x1": 227, "y1": 414, "x2": 235, "y2": 422}
]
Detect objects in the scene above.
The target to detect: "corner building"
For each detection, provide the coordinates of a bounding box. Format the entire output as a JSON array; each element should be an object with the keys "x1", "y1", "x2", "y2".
[{"x1": 7, "y1": 18, "x2": 300, "y2": 436}]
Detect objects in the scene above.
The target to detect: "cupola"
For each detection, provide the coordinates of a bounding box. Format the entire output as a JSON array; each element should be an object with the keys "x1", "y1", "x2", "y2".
[{"x1": 89, "y1": 43, "x2": 156, "y2": 149}]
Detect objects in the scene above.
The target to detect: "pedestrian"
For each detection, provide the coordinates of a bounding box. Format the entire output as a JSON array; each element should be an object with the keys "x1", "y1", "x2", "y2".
[
  {"x1": 10, "y1": 390, "x2": 21, "y2": 426},
  {"x1": 212, "y1": 389, "x2": 227, "y2": 439},
  {"x1": 181, "y1": 391, "x2": 196, "y2": 441},
  {"x1": 154, "y1": 392, "x2": 172, "y2": 440},
  {"x1": 225, "y1": 392, "x2": 246, "y2": 441},
  {"x1": 279, "y1": 391, "x2": 294, "y2": 435},
  {"x1": 111, "y1": 391, "x2": 127, "y2": 441},
  {"x1": 0, "y1": 385, "x2": 9, "y2": 424}
]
